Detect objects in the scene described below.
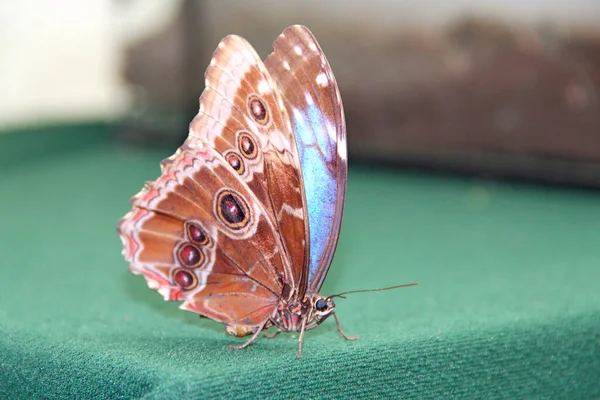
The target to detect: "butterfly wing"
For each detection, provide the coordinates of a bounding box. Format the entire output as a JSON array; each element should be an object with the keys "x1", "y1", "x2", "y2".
[
  {"x1": 118, "y1": 33, "x2": 309, "y2": 330},
  {"x1": 192, "y1": 33, "x2": 309, "y2": 293},
  {"x1": 265, "y1": 26, "x2": 347, "y2": 293},
  {"x1": 119, "y1": 144, "x2": 283, "y2": 326}
]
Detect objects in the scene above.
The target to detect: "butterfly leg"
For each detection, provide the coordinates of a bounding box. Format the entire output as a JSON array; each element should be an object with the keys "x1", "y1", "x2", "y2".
[
  {"x1": 296, "y1": 317, "x2": 309, "y2": 359},
  {"x1": 228, "y1": 320, "x2": 268, "y2": 350},
  {"x1": 333, "y1": 312, "x2": 359, "y2": 341},
  {"x1": 263, "y1": 329, "x2": 282, "y2": 339}
]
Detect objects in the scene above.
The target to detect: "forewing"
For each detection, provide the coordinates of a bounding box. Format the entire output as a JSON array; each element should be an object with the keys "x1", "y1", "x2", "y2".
[
  {"x1": 191, "y1": 34, "x2": 309, "y2": 293},
  {"x1": 265, "y1": 25, "x2": 347, "y2": 293}
]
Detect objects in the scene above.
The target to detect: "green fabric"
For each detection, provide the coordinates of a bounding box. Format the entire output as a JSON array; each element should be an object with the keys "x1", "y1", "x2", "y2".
[{"x1": 1, "y1": 123, "x2": 599, "y2": 399}]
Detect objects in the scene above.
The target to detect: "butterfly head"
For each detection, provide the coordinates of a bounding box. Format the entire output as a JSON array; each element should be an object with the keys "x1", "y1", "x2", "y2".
[
  {"x1": 312, "y1": 295, "x2": 335, "y2": 318},
  {"x1": 301, "y1": 294, "x2": 336, "y2": 329}
]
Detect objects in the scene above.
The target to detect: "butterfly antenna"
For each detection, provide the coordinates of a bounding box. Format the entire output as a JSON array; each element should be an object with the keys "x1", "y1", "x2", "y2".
[{"x1": 328, "y1": 283, "x2": 418, "y2": 300}]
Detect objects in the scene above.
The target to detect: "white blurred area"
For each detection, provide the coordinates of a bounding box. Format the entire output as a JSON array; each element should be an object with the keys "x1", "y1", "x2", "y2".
[
  {"x1": 0, "y1": 0, "x2": 597, "y2": 131},
  {"x1": 0, "y1": 0, "x2": 181, "y2": 130}
]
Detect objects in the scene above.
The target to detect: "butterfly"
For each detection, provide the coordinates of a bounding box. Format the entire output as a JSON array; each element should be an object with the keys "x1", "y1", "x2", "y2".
[{"x1": 118, "y1": 25, "x2": 415, "y2": 358}]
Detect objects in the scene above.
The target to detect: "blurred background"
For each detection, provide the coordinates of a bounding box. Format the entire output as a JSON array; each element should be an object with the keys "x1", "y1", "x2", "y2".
[
  {"x1": 2, "y1": 3, "x2": 600, "y2": 396},
  {"x1": 2, "y1": 0, "x2": 599, "y2": 186}
]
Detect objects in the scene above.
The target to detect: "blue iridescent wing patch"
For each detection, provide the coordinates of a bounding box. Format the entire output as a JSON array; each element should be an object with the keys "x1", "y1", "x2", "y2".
[{"x1": 265, "y1": 25, "x2": 347, "y2": 293}]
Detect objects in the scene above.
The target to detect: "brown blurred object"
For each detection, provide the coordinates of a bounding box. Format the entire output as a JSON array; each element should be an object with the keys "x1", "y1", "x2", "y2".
[
  {"x1": 343, "y1": 19, "x2": 600, "y2": 186},
  {"x1": 121, "y1": 4, "x2": 600, "y2": 187},
  {"x1": 120, "y1": 0, "x2": 209, "y2": 146}
]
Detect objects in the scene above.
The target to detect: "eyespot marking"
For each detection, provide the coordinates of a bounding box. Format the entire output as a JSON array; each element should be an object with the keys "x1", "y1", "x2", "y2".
[
  {"x1": 237, "y1": 132, "x2": 258, "y2": 160},
  {"x1": 248, "y1": 95, "x2": 268, "y2": 124},
  {"x1": 215, "y1": 189, "x2": 250, "y2": 230},
  {"x1": 177, "y1": 243, "x2": 204, "y2": 268},
  {"x1": 186, "y1": 223, "x2": 209, "y2": 245},
  {"x1": 225, "y1": 151, "x2": 245, "y2": 174},
  {"x1": 173, "y1": 268, "x2": 197, "y2": 290}
]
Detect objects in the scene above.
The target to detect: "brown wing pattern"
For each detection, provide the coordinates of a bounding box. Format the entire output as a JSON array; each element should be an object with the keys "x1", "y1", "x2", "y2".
[
  {"x1": 118, "y1": 33, "x2": 310, "y2": 328},
  {"x1": 189, "y1": 34, "x2": 308, "y2": 292},
  {"x1": 119, "y1": 143, "x2": 285, "y2": 326}
]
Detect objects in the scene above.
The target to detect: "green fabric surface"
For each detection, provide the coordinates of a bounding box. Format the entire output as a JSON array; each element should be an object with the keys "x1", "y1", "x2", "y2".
[{"x1": 1, "y1": 124, "x2": 599, "y2": 399}]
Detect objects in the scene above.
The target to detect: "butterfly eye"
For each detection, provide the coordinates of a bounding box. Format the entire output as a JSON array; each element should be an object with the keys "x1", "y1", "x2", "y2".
[
  {"x1": 248, "y1": 95, "x2": 269, "y2": 124},
  {"x1": 224, "y1": 151, "x2": 245, "y2": 175},
  {"x1": 237, "y1": 132, "x2": 258, "y2": 159},
  {"x1": 315, "y1": 298, "x2": 328, "y2": 312},
  {"x1": 177, "y1": 243, "x2": 204, "y2": 268},
  {"x1": 215, "y1": 190, "x2": 250, "y2": 230},
  {"x1": 173, "y1": 268, "x2": 197, "y2": 290}
]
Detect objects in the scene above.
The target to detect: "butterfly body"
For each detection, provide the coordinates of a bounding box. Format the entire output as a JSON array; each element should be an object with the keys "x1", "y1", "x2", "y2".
[
  {"x1": 271, "y1": 294, "x2": 336, "y2": 333},
  {"x1": 118, "y1": 26, "x2": 351, "y2": 358}
]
